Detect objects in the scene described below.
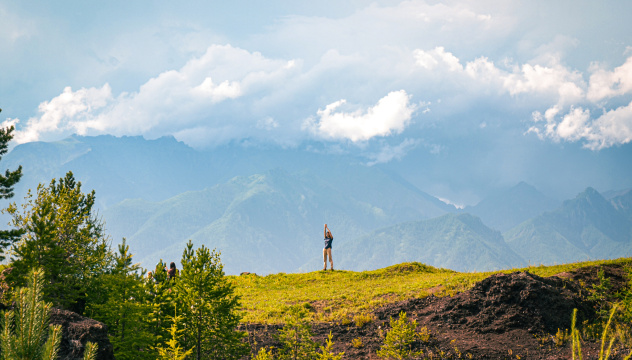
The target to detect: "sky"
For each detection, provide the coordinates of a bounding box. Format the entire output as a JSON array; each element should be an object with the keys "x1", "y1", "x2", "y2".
[{"x1": 1, "y1": 0, "x2": 632, "y2": 205}]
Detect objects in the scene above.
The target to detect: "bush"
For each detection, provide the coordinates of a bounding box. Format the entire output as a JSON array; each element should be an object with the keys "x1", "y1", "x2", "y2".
[{"x1": 377, "y1": 311, "x2": 423, "y2": 360}]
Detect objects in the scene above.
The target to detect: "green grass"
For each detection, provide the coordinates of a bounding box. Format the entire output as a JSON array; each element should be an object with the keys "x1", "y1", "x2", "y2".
[{"x1": 231, "y1": 258, "x2": 632, "y2": 324}]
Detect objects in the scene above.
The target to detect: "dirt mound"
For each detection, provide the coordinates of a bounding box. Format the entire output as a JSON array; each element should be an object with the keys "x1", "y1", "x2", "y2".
[
  {"x1": 49, "y1": 308, "x2": 115, "y2": 360},
  {"x1": 428, "y1": 271, "x2": 592, "y2": 334}
]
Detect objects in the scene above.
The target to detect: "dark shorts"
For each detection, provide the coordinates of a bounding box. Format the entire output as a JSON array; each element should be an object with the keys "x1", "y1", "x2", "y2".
[{"x1": 324, "y1": 238, "x2": 333, "y2": 249}]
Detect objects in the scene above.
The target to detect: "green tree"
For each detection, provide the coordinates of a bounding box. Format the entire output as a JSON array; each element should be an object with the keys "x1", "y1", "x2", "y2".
[
  {"x1": 147, "y1": 259, "x2": 177, "y2": 347},
  {"x1": 87, "y1": 239, "x2": 155, "y2": 360},
  {"x1": 175, "y1": 240, "x2": 248, "y2": 360},
  {"x1": 6, "y1": 171, "x2": 111, "y2": 313},
  {"x1": 377, "y1": 312, "x2": 423, "y2": 360},
  {"x1": 0, "y1": 108, "x2": 24, "y2": 262},
  {"x1": 277, "y1": 305, "x2": 317, "y2": 360},
  {"x1": 0, "y1": 268, "x2": 62, "y2": 360},
  {"x1": 253, "y1": 347, "x2": 275, "y2": 360},
  {"x1": 317, "y1": 332, "x2": 343, "y2": 360},
  {"x1": 155, "y1": 310, "x2": 193, "y2": 360}
]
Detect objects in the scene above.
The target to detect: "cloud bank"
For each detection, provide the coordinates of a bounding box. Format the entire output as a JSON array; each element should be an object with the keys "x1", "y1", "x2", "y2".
[{"x1": 4, "y1": 1, "x2": 632, "y2": 157}]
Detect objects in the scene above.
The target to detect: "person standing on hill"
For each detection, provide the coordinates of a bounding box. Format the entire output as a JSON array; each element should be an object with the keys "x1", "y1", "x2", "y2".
[{"x1": 323, "y1": 224, "x2": 334, "y2": 271}]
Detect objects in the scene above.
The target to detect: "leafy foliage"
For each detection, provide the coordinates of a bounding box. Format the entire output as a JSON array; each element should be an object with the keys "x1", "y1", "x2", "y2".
[
  {"x1": 377, "y1": 311, "x2": 423, "y2": 360},
  {"x1": 175, "y1": 240, "x2": 248, "y2": 360},
  {"x1": 0, "y1": 268, "x2": 63, "y2": 360},
  {"x1": 6, "y1": 172, "x2": 111, "y2": 313}
]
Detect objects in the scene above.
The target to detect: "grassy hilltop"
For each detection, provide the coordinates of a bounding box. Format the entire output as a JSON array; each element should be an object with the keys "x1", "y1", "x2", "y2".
[
  {"x1": 232, "y1": 257, "x2": 632, "y2": 358},
  {"x1": 232, "y1": 257, "x2": 631, "y2": 325}
]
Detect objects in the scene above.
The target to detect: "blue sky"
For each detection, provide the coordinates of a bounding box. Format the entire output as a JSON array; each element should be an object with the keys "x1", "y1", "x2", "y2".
[{"x1": 1, "y1": 1, "x2": 631, "y2": 204}]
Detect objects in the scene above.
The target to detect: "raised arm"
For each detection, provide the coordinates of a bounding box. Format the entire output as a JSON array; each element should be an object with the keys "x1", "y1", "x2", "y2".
[{"x1": 324, "y1": 224, "x2": 328, "y2": 238}]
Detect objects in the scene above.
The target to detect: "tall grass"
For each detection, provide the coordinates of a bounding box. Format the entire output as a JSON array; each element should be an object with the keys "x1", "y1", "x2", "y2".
[{"x1": 571, "y1": 305, "x2": 632, "y2": 360}]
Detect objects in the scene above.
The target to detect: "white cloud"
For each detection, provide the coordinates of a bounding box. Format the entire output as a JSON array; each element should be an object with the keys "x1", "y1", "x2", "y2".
[
  {"x1": 412, "y1": 45, "x2": 632, "y2": 150},
  {"x1": 13, "y1": 85, "x2": 113, "y2": 143},
  {"x1": 528, "y1": 101, "x2": 632, "y2": 150},
  {"x1": 413, "y1": 46, "x2": 586, "y2": 106},
  {"x1": 305, "y1": 90, "x2": 416, "y2": 142},
  {"x1": 192, "y1": 77, "x2": 242, "y2": 102},
  {"x1": 587, "y1": 57, "x2": 632, "y2": 102},
  {"x1": 414, "y1": 47, "x2": 463, "y2": 72},
  {"x1": 12, "y1": 45, "x2": 298, "y2": 145},
  {"x1": 586, "y1": 101, "x2": 632, "y2": 150},
  {"x1": 555, "y1": 107, "x2": 591, "y2": 142}
]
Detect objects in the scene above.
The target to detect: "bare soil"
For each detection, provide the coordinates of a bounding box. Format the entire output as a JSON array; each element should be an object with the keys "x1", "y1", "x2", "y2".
[{"x1": 242, "y1": 264, "x2": 632, "y2": 359}]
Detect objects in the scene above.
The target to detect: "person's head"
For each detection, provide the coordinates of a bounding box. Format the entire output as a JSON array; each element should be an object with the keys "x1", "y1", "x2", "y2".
[
  {"x1": 147, "y1": 271, "x2": 153, "y2": 279},
  {"x1": 170, "y1": 262, "x2": 176, "y2": 270}
]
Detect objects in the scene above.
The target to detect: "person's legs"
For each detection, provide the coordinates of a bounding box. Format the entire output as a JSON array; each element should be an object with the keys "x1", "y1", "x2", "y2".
[
  {"x1": 327, "y1": 248, "x2": 333, "y2": 270},
  {"x1": 323, "y1": 248, "x2": 327, "y2": 270}
]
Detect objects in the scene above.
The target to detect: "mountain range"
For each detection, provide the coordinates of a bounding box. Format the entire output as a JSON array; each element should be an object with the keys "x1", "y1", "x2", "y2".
[{"x1": 2, "y1": 135, "x2": 631, "y2": 273}]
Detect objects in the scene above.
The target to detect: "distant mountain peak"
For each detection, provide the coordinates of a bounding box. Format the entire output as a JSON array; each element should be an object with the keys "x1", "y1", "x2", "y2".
[
  {"x1": 467, "y1": 181, "x2": 558, "y2": 232},
  {"x1": 580, "y1": 187, "x2": 601, "y2": 197}
]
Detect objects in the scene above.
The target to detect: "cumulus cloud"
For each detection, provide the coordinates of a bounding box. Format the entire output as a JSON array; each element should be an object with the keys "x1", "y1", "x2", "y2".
[
  {"x1": 587, "y1": 57, "x2": 632, "y2": 102},
  {"x1": 525, "y1": 55, "x2": 632, "y2": 149},
  {"x1": 11, "y1": 45, "x2": 298, "y2": 145},
  {"x1": 414, "y1": 46, "x2": 586, "y2": 104},
  {"x1": 412, "y1": 45, "x2": 632, "y2": 149},
  {"x1": 528, "y1": 102, "x2": 632, "y2": 150},
  {"x1": 305, "y1": 90, "x2": 415, "y2": 142},
  {"x1": 414, "y1": 47, "x2": 463, "y2": 72},
  {"x1": 11, "y1": 85, "x2": 113, "y2": 143}
]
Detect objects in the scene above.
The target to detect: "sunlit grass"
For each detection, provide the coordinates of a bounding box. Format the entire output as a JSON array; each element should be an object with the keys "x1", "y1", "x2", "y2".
[{"x1": 231, "y1": 258, "x2": 632, "y2": 324}]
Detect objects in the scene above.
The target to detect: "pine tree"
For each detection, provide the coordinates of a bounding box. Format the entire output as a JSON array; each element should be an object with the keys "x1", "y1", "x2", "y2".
[
  {"x1": 0, "y1": 268, "x2": 63, "y2": 360},
  {"x1": 6, "y1": 171, "x2": 112, "y2": 313},
  {"x1": 0, "y1": 108, "x2": 23, "y2": 262},
  {"x1": 146, "y1": 259, "x2": 177, "y2": 347},
  {"x1": 377, "y1": 312, "x2": 423, "y2": 360},
  {"x1": 253, "y1": 347, "x2": 275, "y2": 360},
  {"x1": 154, "y1": 310, "x2": 193, "y2": 360},
  {"x1": 277, "y1": 305, "x2": 317, "y2": 360},
  {"x1": 87, "y1": 239, "x2": 155, "y2": 360},
  {"x1": 317, "y1": 332, "x2": 344, "y2": 360},
  {"x1": 175, "y1": 240, "x2": 248, "y2": 360}
]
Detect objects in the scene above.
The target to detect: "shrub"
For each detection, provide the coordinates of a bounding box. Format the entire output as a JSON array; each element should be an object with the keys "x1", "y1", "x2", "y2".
[
  {"x1": 277, "y1": 305, "x2": 317, "y2": 360},
  {"x1": 317, "y1": 332, "x2": 344, "y2": 360},
  {"x1": 377, "y1": 311, "x2": 423, "y2": 360},
  {"x1": 353, "y1": 313, "x2": 374, "y2": 328},
  {"x1": 253, "y1": 347, "x2": 275, "y2": 360}
]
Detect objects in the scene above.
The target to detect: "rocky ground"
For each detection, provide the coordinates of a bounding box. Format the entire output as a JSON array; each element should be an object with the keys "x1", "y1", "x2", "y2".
[
  {"x1": 244, "y1": 264, "x2": 632, "y2": 359},
  {"x1": 49, "y1": 308, "x2": 114, "y2": 360}
]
